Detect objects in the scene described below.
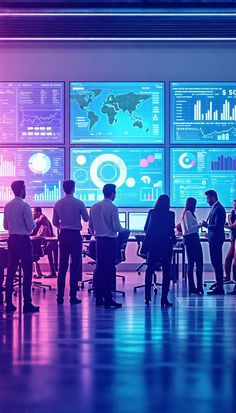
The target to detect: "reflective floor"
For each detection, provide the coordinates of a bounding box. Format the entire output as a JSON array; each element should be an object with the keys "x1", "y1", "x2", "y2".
[{"x1": 0, "y1": 273, "x2": 235, "y2": 413}]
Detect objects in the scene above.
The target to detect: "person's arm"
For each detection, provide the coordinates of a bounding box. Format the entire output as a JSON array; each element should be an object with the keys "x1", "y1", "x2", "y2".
[
  {"x1": 225, "y1": 221, "x2": 236, "y2": 230},
  {"x1": 111, "y1": 207, "x2": 124, "y2": 233},
  {"x1": 23, "y1": 204, "x2": 36, "y2": 232},
  {"x1": 144, "y1": 211, "x2": 151, "y2": 234},
  {"x1": 81, "y1": 203, "x2": 89, "y2": 223},
  {"x1": 183, "y1": 211, "x2": 201, "y2": 233},
  {"x1": 88, "y1": 211, "x2": 94, "y2": 235},
  {"x1": 52, "y1": 207, "x2": 60, "y2": 229},
  {"x1": 3, "y1": 206, "x2": 8, "y2": 230},
  {"x1": 208, "y1": 208, "x2": 226, "y2": 231}
]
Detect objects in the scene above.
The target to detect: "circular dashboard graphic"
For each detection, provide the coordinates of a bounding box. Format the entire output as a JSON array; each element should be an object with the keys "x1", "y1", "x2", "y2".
[
  {"x1": 178, "y1": 152, "x2": 196, "y2": 169},
  {"x1": 28, "y1": 153, "x2": 51, "y2": 174},
  {"x1": 73, "y1": 169, "x2": 88, "y2": 184},
  {"x1": 90, "y1": 154, "x2": 127, "y2": 189}
]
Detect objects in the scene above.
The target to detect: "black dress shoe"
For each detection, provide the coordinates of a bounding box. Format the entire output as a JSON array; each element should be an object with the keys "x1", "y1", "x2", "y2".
[
  {"x1": 44, "y1": 274, "x2": 57, "y2": 279},
  {"x1": 23, "y1": 304, "x2": 40, "y2": 313},
  {"x1": 161, "y1": 298, "x2": 173, "y2": 308},
  {"x1": 70, "y1": 298, "x2": 82, "y2": 305},
  {"x1": 197, "y1": 287, "x2": 204, "y2": 295},
  {"x1": 6, "y1": 303, "x2": 17, "y2": 313},
  {"x1": 227, "y1": 287, "x2": 236, "y2": 295},
  {"x1": 189, "y1": 287, "x2": 198, "y2": 296},
  {"x1": 145, "y1": 299, "x2": 150, "y2": 307},
  {"x1": 104, "y1": 300, "x2": 122, "y2": 309},
  {"x1": 207, "y1": 288, "x2": 225, "y2": 296},
  {"x1": 57, "y1": 297, "x2": 64, "y2": 305}
]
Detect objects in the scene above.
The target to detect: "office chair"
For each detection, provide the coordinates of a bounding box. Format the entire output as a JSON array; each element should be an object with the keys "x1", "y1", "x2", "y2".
[
  {"x1": 31, "y1": 237, "x2": 52, "y2": 293},
  {"x1": 81, "y1": 239, "x2": 96, "y2": 289}
]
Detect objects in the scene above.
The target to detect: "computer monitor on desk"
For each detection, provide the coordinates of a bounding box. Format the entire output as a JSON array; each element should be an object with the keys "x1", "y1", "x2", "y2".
[
  {"x1": 119, "y1": 212, "x2": 126, "y2": 228},
  {"x1": 0, "y1": 212, "x2": 6, "y2": 233},
  {"x1": 128, "y1": 212, "x2": 148, "y2": 233}
]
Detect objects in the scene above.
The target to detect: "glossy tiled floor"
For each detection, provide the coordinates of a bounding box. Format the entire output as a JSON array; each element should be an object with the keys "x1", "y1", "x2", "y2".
[{"x1": 0, "y1": 272, "x2": 235, "y2": 413}]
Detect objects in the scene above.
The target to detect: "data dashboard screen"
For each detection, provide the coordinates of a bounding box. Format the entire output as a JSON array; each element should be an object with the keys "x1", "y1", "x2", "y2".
[
  {"x1": 170, "y1": 148, "x2": 236, "y2": 207},
  {"x1": 70, "y1": 147, "x2": 164, "y2": 207},
  {"x1": 0, "y1": 82, "x2": 64, "y2": 144},
  {"x1": 0, "y1": 148, "x2": 64, "y2": 206},
  {"x1": 70, "y1": 82, "x2": 164, "y2": 144},
  {"x1": 170, "y1": 82, "x2": 236, "y2": 144}
]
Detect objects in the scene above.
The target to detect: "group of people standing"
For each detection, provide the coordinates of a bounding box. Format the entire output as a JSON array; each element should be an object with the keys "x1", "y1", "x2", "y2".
[{"x1": 0, "y1": 179, "x2": 236, "y2": 314}]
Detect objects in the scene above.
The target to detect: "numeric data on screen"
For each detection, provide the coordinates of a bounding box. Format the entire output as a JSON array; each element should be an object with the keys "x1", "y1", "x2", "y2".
[
  {"x1": 170, "y1": 148, "x2": 236, "y2": 207},
  {"x1": 70, "y1": 82, "x2": 164, "y2": 144},
  {"x1": 0, "y1": 82, "x2": 64, "y2": 144},
  {"x1": 70, "y1": 147, "x2": 164, "y2": 207},
  {"x1": 0, "y1": 148, "x2": 64, "y2": 206},
  {"x1": 170, "y1": 82, "x2": 236, "y2": 144}
]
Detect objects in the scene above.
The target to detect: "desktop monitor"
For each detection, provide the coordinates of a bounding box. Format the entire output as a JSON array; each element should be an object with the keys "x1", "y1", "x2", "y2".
[
  {"x1": 70, "y1": 147, "x2": 164, "y2": 207},
  {"x1": 128, "y1": 212, "x2": 148, "y2": 232},
  {"x1": 170, "y1": 82, "x2": 236, "y2": 144},
  {"x1": 0, "y1": 212, "x2": 5, "y2": 232},
  {"x1": 0, "y1": 147, "x2": 64, "y2": 206},
  {"x1": 119, "y1": 212, "x2": 126, "y2": 228},
  {"x1": 0, "y1": 81, "x2": 64, "y2": 144},
  {"x1": 70, "y1": 82, "x2": 164, "y2": 144},
  {"x1": 170, "y1": 148, "x2": 236, "y2": 207}
]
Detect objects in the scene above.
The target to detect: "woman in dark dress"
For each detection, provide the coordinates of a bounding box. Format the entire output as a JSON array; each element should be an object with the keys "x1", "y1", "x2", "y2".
[
  {"x1": 225, "y1": 199, "x2": 236, "y2": 294},
  {"x1": 144, "y1": 195, "x2": 176, "y2": 307}
]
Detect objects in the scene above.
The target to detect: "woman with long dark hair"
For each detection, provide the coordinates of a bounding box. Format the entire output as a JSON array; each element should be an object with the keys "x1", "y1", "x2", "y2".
[
  {"x1": 144, "y1": 194, "x2": 176, "y2": 307},
  {"x1": 182, "y1": 197, "x2": 204, "y2": 295},
  {"x1": 225, "y1": 200, "x2": 236, "y2": 293}
]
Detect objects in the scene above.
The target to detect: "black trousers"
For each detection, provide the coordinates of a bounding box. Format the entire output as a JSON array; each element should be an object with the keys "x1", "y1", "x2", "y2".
[
  {"x1": 0, "y1": 248, "x2": 7, "y2": 305},
  {"x1": 209, "y1": 241, "x2": 224, "y2": 289},
  {"x1": 58, "y1": 229, "x2": 82, "y2": 300},
  {"x1": 95, "y1": 237, "x2": 116, "y2": 303},
  {"x1": 6, "y1": 235, "x2": 33, "y2": 305},
  {"x1": 145, "y1": 247, "x2": 172, "y2": 302},
  {"x1": 184, "y1": 233, "x2": 203, "y2": 290}
]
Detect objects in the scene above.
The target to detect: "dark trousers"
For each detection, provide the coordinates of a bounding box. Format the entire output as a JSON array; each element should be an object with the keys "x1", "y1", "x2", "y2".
[
  {"x1": 58, "y1": 230, "x2": 82, "y2": 300},
  {"x1": 6, "y1": 235, "x2": 33, "y2": 305},
  {"x1": 0, "y1": 248, "x2": 7, "y2": 305},
  {"x1": 145, "y1": 247, "x2": 172, "y2": 302},
  {"x1": 184, "y1": 233, "x2": 203, "y2": 290},
  {"x1": 209, "y1": 241, "x2": 224, "y2": 289},
  {"x1": 45, "y1": 241, "x2": 58, "y2": 276},
  {"x1": 95, "y1": 237, "x2": 116, "y2": 304}
]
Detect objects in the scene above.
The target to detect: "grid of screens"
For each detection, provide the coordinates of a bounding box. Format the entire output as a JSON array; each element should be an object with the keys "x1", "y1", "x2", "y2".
[
  {"x1": 70, "y1": 82, "x2": 164, "y2": 145},
  {"x1": 0, "y1": 148, "x2": 64, "y2": 206},
  {"x1": 70, "y1": 147, "x2": 164, "y2": 207},
  {"x1": 170, "y1": 82, "x2": 236, "y2": 144},
  {"x1": 0, "y1": 82, "x2": 64, "y2": 144},
  {"x1": 170, "y1": 148, "x2": 236, "y2": 207}
]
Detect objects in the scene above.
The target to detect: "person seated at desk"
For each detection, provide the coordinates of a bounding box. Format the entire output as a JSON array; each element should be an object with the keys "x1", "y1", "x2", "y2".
[
  {"x1": 225, "y1": 200, "x2": 236, "y2": 294},
  {"x1": 32, "y1": 207, "x2": 58, "y2": 279},
  {"x1": 181, "y1": 197, "x2": 204, "y2": 295},
  {"x1": 143, "y1": 194, "x2": 176, "y2": 307}
]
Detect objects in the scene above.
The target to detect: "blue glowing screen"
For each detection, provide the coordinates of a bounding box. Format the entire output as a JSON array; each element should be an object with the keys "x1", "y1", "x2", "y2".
[
  {"x1": 70, "y1": 147, "x2": 164, "y2": 207},
  {"x1": 170, "y1": 82, "x2": 236, "y2": 144},
  {"x1": 70, "y1": 82, "x2": 164, "y2": 144},
  {"x1": 0, "y1": 148, "x2": 64, "y2": 206},
  {"x1": 0, "y1": 82, "x2": 64, "y2": 144},
  {"x1": 170, "y1": 148, "x2": 236, "y2": 207}
]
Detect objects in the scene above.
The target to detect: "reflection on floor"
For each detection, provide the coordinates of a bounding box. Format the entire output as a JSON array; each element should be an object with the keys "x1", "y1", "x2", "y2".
[{"x1": 0, "y1": 272, "x2": 235, "y2": 413}]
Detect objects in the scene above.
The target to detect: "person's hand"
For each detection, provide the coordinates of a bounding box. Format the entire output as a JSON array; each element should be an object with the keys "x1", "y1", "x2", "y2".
[{"x1": 201, "y1": 220, "x2": 208, "y2": 228}]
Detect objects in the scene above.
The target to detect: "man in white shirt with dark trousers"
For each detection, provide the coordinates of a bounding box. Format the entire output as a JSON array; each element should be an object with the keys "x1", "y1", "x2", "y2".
[
  {"x1": 53, "y1": 180, "x2": 89, "y2": 305},
  {"x1": 89, "y1": 184, "x2": 124, "y2": 308},
  {"x1": 4, "y1": 180, "x2": 39, "y2": 314}
]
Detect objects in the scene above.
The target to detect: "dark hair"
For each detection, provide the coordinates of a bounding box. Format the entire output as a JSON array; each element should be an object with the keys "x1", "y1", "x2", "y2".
[
  {"x1": 11, "y1": 180, "x2": 25, "y2": 197},
  {"x1": 34, "y1": 207, "x2": 42, "y2": 214},
  {"x1": 183, "y1": 197, "x2": 197, "y2": 218},
  {"x1": 205, "y1": 189, "x2": 218, "y2": 199},
  {"x1": 154, "y1": 194, "x2": 170, "y2": 212},
  {"x1": 63, "y1": 180, "x2": 75, "y2": 195},
  {"x1": 103, "y1": 184, "x2": 116, "y2": 198}
]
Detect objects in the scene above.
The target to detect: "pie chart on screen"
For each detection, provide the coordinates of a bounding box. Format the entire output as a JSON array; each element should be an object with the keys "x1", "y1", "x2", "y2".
[
  {"x1": 28, "y1": 153, "x2": 51, "y2": 174},
  {"x1": 178, "y1": 152, "x2": 196, "y2": 169}
]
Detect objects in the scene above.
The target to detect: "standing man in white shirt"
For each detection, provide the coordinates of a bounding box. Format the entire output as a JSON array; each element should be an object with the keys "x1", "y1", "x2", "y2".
[
  {"x1": 89, "y1": 184, "x2": 124, "y2": 308},
  {"x1": 53, "y1": 180, "x2": 89, "y2": 305},
  {"x1": 4, "y1": 180, "x2": 39, "y2": 313}
]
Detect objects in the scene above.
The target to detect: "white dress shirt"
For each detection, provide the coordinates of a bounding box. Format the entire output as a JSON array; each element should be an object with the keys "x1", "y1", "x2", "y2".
[
  {"x1": 53, "y1": 194, "x2": 89, "y2": 231},
  {"x1": 4, "y1": 197, "x2": 36, "y2": 235},
  {"x1": 182, "y1": 210, "x2": 201, "y2": 236},
  {"x1": 89, "y1": 198, "x2": 124, "y2": 238}
]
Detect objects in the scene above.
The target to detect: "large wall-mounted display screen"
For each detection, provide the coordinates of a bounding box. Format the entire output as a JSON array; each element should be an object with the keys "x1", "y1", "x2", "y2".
[
  {"x1": 70, "y1": 82, "x2": 164, "y2": 144},
  {"x1": 170, "y1": 82, "x2": 236, "y2": 144},
  {"x1": 0, "y1": 82, "x2": 64, "y2": 144},
  {"x1": 170, "y1": 148, "x2": 236, "y2": 207},
  {"x1": 0, "y1": 148, "x2": 64, "y2": 206},
  {"x1": 70, "y1": 147, "x2": 164, "y2": 207}
]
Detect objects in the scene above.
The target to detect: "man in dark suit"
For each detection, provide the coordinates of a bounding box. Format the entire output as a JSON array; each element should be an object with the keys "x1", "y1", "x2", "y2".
[{"x1": 202, "y1": 190, "x2": 226, "y2": 295}]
